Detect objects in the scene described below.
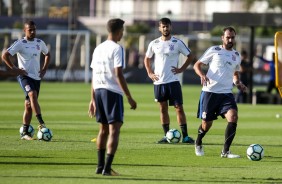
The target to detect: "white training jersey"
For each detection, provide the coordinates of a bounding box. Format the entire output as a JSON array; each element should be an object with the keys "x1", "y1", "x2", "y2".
[
  {"x1": 145, "y1": 36, "x2": 191, "y2": 85},
  {"x1": 7, "y1": 37, "x2": 49, "y2": 80},
  {"x1": 90, "y1": 40, "x2": 124, "y2": 95},
  {"x1": 199, "y1": 45, "x2": 241, "y2": 93}
]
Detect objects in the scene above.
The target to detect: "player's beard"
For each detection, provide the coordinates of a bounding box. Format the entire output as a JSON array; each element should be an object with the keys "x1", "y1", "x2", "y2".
[
  {"x1": 162, "y1": 31, "x2": 170, "y2": 38},
  {"x1": 226, "y1": 42, "x2": 233, "y2": 49}
]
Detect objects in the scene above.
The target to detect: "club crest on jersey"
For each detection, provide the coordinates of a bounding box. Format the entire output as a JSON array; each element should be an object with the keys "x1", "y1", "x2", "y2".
[
  {"x1": 169, "y1": 44, "x2": 174, "y2": 51},
  {"x1": 232, "y1": 55, "x2": 236, "y2": 61},
  {"x1": 36, "y1": 44, "x2": 40, "y2": 50}
]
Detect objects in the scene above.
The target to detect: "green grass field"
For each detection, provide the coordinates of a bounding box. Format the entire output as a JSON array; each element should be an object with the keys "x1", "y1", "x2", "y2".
[{"x1": 0, "y1": 82, "x2": 282, "y2": 184}]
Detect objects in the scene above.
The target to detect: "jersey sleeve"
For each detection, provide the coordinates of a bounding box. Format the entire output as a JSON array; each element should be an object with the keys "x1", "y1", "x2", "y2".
[
  {"x1": 7, "y1": 40, "x2": 21, "y2": 56},
  {"x1": 178, "y1": 39, "x2": 191, "y2": 57},
  {"x1": 113, "y1": 45, "x2": 124, "y2": 68},
  {"x1": 199, "y1": 46, "x2": 215, "y2": 65},
  {"x1": 145, "y1": 41, "x2": 154, "y2": 58},
  {"x1": 40, "y1": 40, "x2": 49, "y2": 55}
]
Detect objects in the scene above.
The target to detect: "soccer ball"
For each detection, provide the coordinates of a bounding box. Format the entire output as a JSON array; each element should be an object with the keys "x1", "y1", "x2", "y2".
[
  {"x1": 19, "y1": 125, "x2": 34, "y2": 137},
  {"x1": 247, "y1": 144, "x2": 264, "y2": 161},
  {"x1": 166, "y1": 129, "x2": 181, "y2": 143},
  {"x1": 37, "y1": 128, "x2": 53, "y2": 141}
]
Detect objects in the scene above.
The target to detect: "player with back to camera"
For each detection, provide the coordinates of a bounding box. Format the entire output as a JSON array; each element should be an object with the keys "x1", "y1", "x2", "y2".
[
  {"x1": 193, "y1": 26, "x2": 247, "y2": 158},
  {"x1": 144, "y1": 17, "x2": 195, "y2": 144},
  {"x1": 88, "y1": 18, "x2": 137, "y2": 176},
  {"x1": 2, "y1": 20, "x2": 50, "y2": 140}
]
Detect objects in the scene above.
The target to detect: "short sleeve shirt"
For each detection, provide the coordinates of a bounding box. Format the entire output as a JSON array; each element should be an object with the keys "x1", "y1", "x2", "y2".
[
  {"x1": 145, "y1": 36, "x2": 191, "y2": 85},
  {"x1": 90, "y1": 40, "x2": 124, "y2": 95},
  {"x1": 7, "y1": 38, "x2": 49, "y2": 80},
  {"x1": 199, "y1": 45, "x2": 241, "y2": 93}
]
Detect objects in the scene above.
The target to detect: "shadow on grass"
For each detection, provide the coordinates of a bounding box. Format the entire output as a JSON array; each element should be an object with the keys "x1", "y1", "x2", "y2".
[{"x1": 1, "y1": 175, "x2": 281, "y2": 183}]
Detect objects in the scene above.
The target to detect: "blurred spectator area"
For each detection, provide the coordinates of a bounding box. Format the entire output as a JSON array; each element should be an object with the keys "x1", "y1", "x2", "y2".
[{"x1": 49, "y1": 6, "x2": 69, "y2": 19}]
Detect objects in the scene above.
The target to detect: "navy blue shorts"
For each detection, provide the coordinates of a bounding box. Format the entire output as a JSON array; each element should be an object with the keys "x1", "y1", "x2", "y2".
[
  {"x1": 17, "y1": 75, "x2": 41, "y2": 100},
  {"x1": 95, "y1": 89, "x2": 124, "y2": 124},
  {"x1": 197, "y1": 91, "x2": 237, "y2": 121},
  {"x1": 154, "y1": 81, "x2": 183, "y2": 106}
]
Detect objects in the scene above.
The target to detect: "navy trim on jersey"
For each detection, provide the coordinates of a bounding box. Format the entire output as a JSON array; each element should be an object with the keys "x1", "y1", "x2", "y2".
[{"x1": 173, "y1": 37, "x2": 191, "y2": 53}]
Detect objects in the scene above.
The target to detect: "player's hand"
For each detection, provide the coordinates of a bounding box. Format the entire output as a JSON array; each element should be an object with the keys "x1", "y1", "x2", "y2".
[
  {"x1": 13, "y1": 68, "x2": 27, "y2": 76},
  {"x1": 171, "y1": 66, "x2": 182, "y2": 74},
  {"x1": 127, "y1": 96, "x2": 137, "y2": 110},
  {"x1": 39, "y1": 69, "x2": 47, "y2": 78},
  {"x1": 88, "y1": 101, "x2": 96, "y2": 118},
  {"x1": 236, "y1": 82, "x2": 248, "y2": 93},
  {"x1": 148, "y1": 73, "x2": 159, "y2": 82},
  {"x1": 200, "y1": 75, "x2": 210, "y2": 86}
]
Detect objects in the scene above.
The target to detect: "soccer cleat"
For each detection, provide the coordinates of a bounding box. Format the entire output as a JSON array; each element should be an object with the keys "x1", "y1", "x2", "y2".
[
  {"x1": 38, "y1": 123, "x2": 46, "y2": 130},
  {"x1": 95, "y1": 167, "x2": 103, "y2": 174},
  {"x1": 156, "y1": 136, "x2": 168, "y2": 144},
  {"x1": 221, "y1": 151, "x2": 240, "y2": 158},
  {"x1": 195, "y1": 145, "x2": 204, "y2": 156},
  {"x1": 21, "y1": 134, "x2": 33, "y2": 140},
  {"x1": 182, "y1": 136, "x2": 195, "y2": 144},
  {"x1": 102, "y1": 169, "x2": 120, "y2": 176}
]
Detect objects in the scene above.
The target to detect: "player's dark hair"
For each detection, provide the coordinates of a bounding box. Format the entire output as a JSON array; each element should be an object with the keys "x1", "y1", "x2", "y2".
[
  {"x1": 159, "y1": 17, "x2": 171, "y2": 25},
  {"x1": 241, "y1": 50, "x2": 247, "y2": 56},
  {"x1": 223, "y1": 26, "x2": 236, "y2": 35},
  {"x1": 24, "y1": 20, "x2": 36, "y2": 27},
  {"x1": 107, "y1": 18, "x2": 125, "y2": 33}
]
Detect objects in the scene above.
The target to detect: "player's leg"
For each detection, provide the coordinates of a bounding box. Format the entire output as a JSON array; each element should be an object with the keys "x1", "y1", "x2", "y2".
[
  {"x1": 21, "y1": 99, "x2": 33, "y2": 140},
  {"x1": 102, "y1": 122, "x2": 122, "y2": 176},
  {"x1": 195, "y1": 120, "x2": 213, "y2": 156},
  {"x1": 96, "y1": 123, "x2": 109, "y2": 174},
  {"x1": 154, "y1": 84, "x2": 170, "y2": 143},
  {"x1": 221, "y1": 108, "x2": 240, "y2": 158},
  {"x1": 195, "y1": 91, "x2": 217, "y2": 156},
  {"x1": 159, "y1": 101, "x2": 170, "y2": 140},
  {"x1": 174, "y1": 104, "x2": 194, "y2": 144}
]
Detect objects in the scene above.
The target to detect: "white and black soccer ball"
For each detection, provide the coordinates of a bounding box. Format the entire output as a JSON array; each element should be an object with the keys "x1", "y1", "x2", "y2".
[
  {"x1": 37, "y1": 128, "x2": 53, "y2": 141},
  {"x1": 166, "y1": 129, "x2": 181, "y2": 143},
  {"x1": 19, "y1": 125, "x2": 35, "y2": 138},
  {"x1": 247, "y1": 144, "x2": 264, "y2": 161}
]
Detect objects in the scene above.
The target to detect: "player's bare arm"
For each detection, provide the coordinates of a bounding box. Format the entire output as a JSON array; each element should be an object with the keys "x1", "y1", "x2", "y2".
[
  {"x1": 1, "y1": 51, "x2": 27, "y2": 76},
  {"x1": 144, "y1": 56, "x2": 159, "y2": 81},
  {"x1": 233, "y1": 71, "x2": 248, "y2": 92},
  {"x1": 39, "y1": 52, "x2": 51, "y2": 78},
  {"x1": 193, "y1": 60, "x2": 209, "y2": 86},
  {"x1": 88, "y1": 84, "x2": 96, "y2": 118},
  {"x1": 115, "y1": 67, "x2": 137, "y2": 110}
]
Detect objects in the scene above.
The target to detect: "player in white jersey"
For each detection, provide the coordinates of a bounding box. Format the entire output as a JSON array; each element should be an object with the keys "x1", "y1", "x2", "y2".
[
  {"x1": 144, "y1": 17, "x2": 195, "y2": 144},
  {"x1": 193, "y1": 26, "x2": 247, "y2": 158},
  {"x1": 2, "y1": 20, "x2": 50, "y2": 141},
  {"x1": 88, "y1": 18, "x2": 137, "y2": 176}
]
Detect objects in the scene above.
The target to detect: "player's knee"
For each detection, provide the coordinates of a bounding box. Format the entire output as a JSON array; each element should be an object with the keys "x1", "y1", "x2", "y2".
[
  {"x1": 25, "y1": 100, "x2": 31, "y2": 109},
  {"x1": 28, "y1": 90, "x2": 37, "y2": 100}
]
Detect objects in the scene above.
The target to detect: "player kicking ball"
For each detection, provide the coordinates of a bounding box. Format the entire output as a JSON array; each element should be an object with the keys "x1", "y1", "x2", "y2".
[{"x1": 193, "y1": 26, "x2": 247, "y2": 158}]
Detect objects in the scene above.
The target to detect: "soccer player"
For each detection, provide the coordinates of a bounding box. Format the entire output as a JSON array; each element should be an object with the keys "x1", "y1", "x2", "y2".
[
  {"x1": 193, "y1": 26, "x2": 247, "y2": 158},
  {"x1": 2, "y1": 20, "x2": 50, "y2": 140},
  {"x1": 144, "y1": 17, "x2": 195, "y2": 144},
  {"x1": 88, "y1": 18, "x2": 137, "y2": 176},
  {"x1": 256, "y1": 52, "x2": 279, "y2": 94}
]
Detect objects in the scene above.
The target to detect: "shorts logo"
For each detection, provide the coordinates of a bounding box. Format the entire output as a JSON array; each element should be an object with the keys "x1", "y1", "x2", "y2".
[
  {"x1": 25, "y1": 85, "x2": 31, "y2": 92},
  {"x1": 202, "y1": 111, "x2": 207, "y2": 119}
]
